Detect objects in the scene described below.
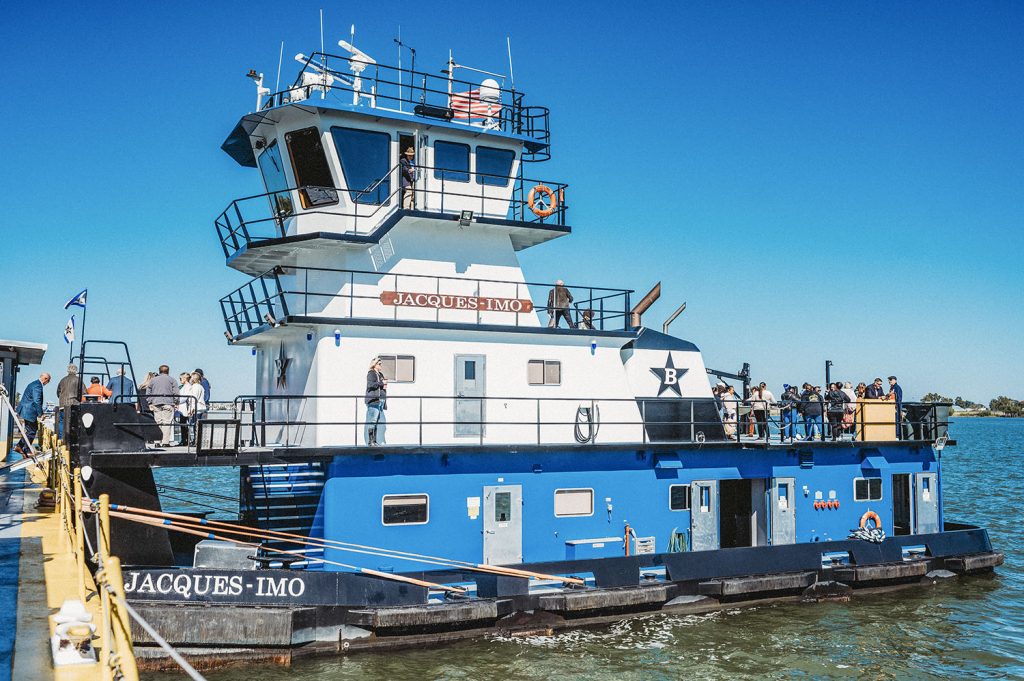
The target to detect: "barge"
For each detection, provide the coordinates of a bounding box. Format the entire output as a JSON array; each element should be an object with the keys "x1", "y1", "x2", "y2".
[{"x1": 49, "y1": 31, "x2": 1001, "y2": 669}]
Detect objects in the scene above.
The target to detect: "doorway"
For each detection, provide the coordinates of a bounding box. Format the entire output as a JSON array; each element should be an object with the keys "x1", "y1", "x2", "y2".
[
  {"x1": 454, "y1": 354, "x2": 486, "y2": 437},
  {"x1": 720, "y1": 479, "x2": 754, "y2": 548},
  {"x1": 483, "y1": 485, "x2": 522, "y2": 565},
  {"x1": 892, "y1": 473, "x2": 912, "y2": 535}
]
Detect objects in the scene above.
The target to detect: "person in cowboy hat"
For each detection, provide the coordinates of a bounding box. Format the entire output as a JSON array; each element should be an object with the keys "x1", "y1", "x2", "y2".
[{"x1": 400, "y1": 147, "x2": 417, "y2": 210}]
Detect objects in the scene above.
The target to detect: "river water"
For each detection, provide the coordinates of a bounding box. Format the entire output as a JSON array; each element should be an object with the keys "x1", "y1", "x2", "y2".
[{"x1": 146, "y1": 418, "x2": 1023, "y2": 680}]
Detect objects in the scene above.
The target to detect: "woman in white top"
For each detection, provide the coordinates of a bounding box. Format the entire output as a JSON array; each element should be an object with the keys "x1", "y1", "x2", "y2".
[
  {"x1": 176, "y1": 372, "x2": 194, "y2": 445},
  {"x1": 185, "y1": 372, "x2": 207, "y2": 444}
]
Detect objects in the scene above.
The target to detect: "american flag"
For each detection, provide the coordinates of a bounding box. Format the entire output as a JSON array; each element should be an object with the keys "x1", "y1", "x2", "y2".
[{"x1": 450, "y1": 89, "x2": 499, "y2": 120}]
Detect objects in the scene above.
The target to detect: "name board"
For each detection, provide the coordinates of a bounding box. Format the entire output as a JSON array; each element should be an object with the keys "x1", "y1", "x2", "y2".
[
  {"x1": 380, "y1": 291, "x2": 534, "y2": 313},
  {"x1": 124, "y1": 570, "x2": 307, "y2": 601}
]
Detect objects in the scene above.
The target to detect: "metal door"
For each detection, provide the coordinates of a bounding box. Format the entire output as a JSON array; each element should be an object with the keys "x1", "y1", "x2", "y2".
[
  {"x1": 914, "y1": 472, "x2": 939, "y2": 534},
  {"x1": 483, "y1": 485, "x2": 522, "y2": 565},
  {"x1": 689, "y1": 480, "x2": 719, "y2": 551},
  {"x1": 454, "y1": 355, "x2": 485, "y2": 437},
  {"x1": 770, "y1": 477, "x2": 796, "y2": 545}
]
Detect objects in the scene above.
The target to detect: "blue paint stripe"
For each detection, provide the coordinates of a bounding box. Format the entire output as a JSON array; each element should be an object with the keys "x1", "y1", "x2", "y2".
[{"x1": 0, "y1": 470, "x2": 25, "y2": 681}]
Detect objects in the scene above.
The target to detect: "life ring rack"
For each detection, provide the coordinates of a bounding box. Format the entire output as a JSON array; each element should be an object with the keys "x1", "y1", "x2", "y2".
[
  {"x1": 859, "y1": 510, "x2": 882, "y2": 530},
  {"x1": 527, "y1": 184, "x2": 558, "y2": 218}
]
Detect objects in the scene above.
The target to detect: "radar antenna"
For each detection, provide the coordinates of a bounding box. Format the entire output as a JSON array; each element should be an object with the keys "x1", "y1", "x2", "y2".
[{"x1": 338, "y1": 37, "x2": 378, "y2": 106}]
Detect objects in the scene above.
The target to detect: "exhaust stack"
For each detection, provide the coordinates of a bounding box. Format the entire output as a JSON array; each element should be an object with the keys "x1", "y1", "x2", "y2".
[
  {"x1": 629, "y1": 282, "x2": 661, "y2": 328},
  {"x1": 662, "y1": 302, "x2": 687, "y2": 334}
]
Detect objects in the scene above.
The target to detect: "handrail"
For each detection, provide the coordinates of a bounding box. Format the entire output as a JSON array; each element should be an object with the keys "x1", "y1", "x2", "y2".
[
  {"x1": 33, "y1": 424, "x2": 205, "y2": 680},
  {"x1": 214, "y1": 163, "x2": 570, "y2": 259},
  {"x1": 220, "y1": 265, "x2": 632, "y2": 336}
]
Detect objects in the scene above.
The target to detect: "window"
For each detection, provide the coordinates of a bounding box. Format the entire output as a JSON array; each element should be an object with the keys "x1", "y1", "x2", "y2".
[
  {"x1": 854, "y1": 477, "x2": 883, "y2": 502},
  {"x1": 257, "y1": 142, "x2": 293, "y2": 219},
  {"x1": 528, "y1": 360, "x2": 561, "y2": 386},
  {"x1": 475, "y1": 146, "x2": 515, "y2": 186},
  {"x1": 554, "y1": 489, "x2": 593, "y2": 517},
  {"x1": 669, "y1": 485, "x2": 691, "y2": 511},
  {"x1": 382, "y1": 494, "x2": 428, "y2": 525},
  {"x1": 379, "y1": 355, "x2": 415, "y2": 383},
  {"x1": 330, "y1": 127, "x2": 391, "y2": 204},
  {"x1": 433, "y1": 141, "x2": 470, "y2": 182},
  {"x1": 494, "y1": 492, "x2": 512, "y2": 522},
  {"x1": 285, "y1": 127, "x2": 338, "y2": 208}
]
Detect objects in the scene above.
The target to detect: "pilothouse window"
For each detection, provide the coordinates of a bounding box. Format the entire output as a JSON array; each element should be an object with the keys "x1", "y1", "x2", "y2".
[
  {"x1": 257, "y1": 142, "x2": 293, "y2": 220},
  {"x1": 433, "y1": 141, "x2": 470, "y2": 182},
  {"x1": 285, "y1": 127, "x2": 338, "y2": 208},
  {"x1": 476, "y1": 146, "x2": 515, "y2": 186},
  {"x1": 331, "y1": 127, "x2": 391, "y2": 205}
]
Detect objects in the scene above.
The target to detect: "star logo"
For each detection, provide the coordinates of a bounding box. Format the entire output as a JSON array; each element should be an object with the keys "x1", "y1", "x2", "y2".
[
  {"x1": 275, "y1": 345, "x2": 290, "y2": 389},
  {"x1": 650, "y1": 354, "x2": 687, "y2": 397}
]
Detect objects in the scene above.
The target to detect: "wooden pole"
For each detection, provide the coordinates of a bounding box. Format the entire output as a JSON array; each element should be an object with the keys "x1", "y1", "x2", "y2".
[
  {"x1": 104, "y1": 556, "x2": 139, "y2": 681},
  {"x1": 73, "y1": 467, "x2": 87, "y2": 603}
]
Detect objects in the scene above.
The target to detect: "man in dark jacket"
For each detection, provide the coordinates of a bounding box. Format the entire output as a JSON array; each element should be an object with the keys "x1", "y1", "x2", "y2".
[
  {"x1": 365, "y1": 357, "x2": 387, "y2": 445},
  {"x1": 779, "y1": 384, "x2": 800, "y2": 442},
  {"x1": 826, "y1": 383, "x2": 851, "y2": 441},
  {"x1": 56, "y1": 364, "x2": 83, "y2": 438},
  {"x1": 888, "y1": 376, "x2": 904, "y2": 438},
  {"x1": 866, "y1": 377, "x2": 885, "y2": 399},
  {"x1": 15, "y1": 373, "x2": 50, "y2": 455},
  {"x1": 800, "y1": 384, "x2": 823, "y2": 441},
  {"x1": 546, "y1": 280, "x2": 574, "y2": 329},
  {"x1": 400, "y1": 147, "x2": 417, "y2": 209}
]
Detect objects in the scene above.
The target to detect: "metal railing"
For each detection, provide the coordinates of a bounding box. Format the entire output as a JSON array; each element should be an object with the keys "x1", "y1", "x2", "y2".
[
  {"x1": 264, "y1": 52, "x2": 551, "y2": 158},
  {"x1": 227, "y1": 394, "x2": 949, "y2": 450},
  {"x1": 34, "y1": 424, "x2": 206, "y2": 680},
  {"x1": 215, "y1": 164, "x2": 569, "y2": 260},
  {"x1": 220, "y1": 267, "x2": 632, "y2": 337}
]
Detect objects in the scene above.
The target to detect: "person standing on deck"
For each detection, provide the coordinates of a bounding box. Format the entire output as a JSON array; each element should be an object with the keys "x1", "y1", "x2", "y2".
[
  {"x1": 751, "y1": 382, "x2": 773, "y2": 439},
  {"x1": 106, "y1": 367, "x2": 136, "y2": 406},
  {"x1": 365, "y1": 357, "x2": 387, "y2": 446},
  {"x1": 866, "y1": 377, "x2": 886, "y2": 399},
  {"x1": 56, "y1": 364, "x2": 82, "y2": 438},
  {"x1": 147, "y1": 365, "x2": 178, "y2": 447},
  {"x1": 547, "y1": 280, "x2": 574, "y2": 329},
  {"x1": 14, "y1": 373, "x2": 49, "y2": 455},
  {"x1": 400, "y1": 147, "x2": 417, "y2": 210},
  {"x1": 186, "y1": 372, "x2": 208, "y2": 445},
  {"x1": 779, "y1": 384, "x2": 799, "y2": 443},
  {"x1": 176, "y1": 373, "x2": 194, "y2": 446},
  {"x1": 194, "y1": 368, "x2": 211, "y2": 405},
  {"x1": 801, "y1": 383, "x2": 823, "y2": 440},
  {"x1": 826, "y1": 383, "x2": 851, "y2": 441},
  {"x1": 721, "y1": 385, "x2": 739, "y2": 437},
  {"x1": 84, "y1": 376, "x2": 111, "y2": 401},
  {"x1": 888, "y1": 376, "x2": 904, "y2": 438}
]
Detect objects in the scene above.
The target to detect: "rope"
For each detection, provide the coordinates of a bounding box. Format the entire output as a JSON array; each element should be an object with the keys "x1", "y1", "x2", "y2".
[
  {"x1": 107, "y1": 587, "x2": 207, "y2": 681},
  {"x1": 90, "y1": 498, "x2": 584, "y2": 586},
  {"x1": 156, "y1": 483, "x2": 239, "y2": 504},
  {"x1": 848, "y1": 527, "x2": 886, "y2": 543},
  {"x1": 574, "y1": 404, "x2": 600, "y2": 443}
]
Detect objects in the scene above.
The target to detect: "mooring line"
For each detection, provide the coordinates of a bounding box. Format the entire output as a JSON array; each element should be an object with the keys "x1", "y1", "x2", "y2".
[
  {"x1": 110, "y1": 507, "x2": 466, "y2": 593},
  {"x1": 91, "y1": 498, "x2": 585, "y2": 585}
]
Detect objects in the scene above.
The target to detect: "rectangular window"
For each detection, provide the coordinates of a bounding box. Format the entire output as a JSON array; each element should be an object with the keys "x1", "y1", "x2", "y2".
[
  {"x1": 699, "y1": 485, "x2": 711, "y2": 512},
  {"x1": 382, "y1": 494, "x2": 428, "y2": 525},
  {"x1": 379, "y1": 355, "x2": 415, "y2": 383},
  {"x1": 528, "y1": 360, "x2": 561, "y2": 386},
  {"x1": 494, "y1": 491, "x2": 512, "y2": 522},
  {"x1": 854, "y1": 477, "x2": 883, "y2": 502},
  {"x1": 554, "y1": 488, "x2": 593, "y2": 517},
  {"x1": 475, "y1": 146, "x2": 515, "y2": 186},
  {"x1": 669, "y1": 484, "x2": 691, "y2": 511},
  {"x1": 330, "y1": 127, "x2": 391, "y2": 204},
  {"x1": 257, "y1": 142, "x2": 294, "y2": 219},
  {"x1": 285, "y1": 127, "x2": 338, "y2": 208},
  {"x1": 433, "y1": 140, "x2": 470, "y2": 182}
]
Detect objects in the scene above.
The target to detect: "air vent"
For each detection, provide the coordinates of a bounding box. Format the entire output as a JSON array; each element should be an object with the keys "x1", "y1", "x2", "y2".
[{"x1": 799, "y1": 451, "x2": 814, "y2": 468}]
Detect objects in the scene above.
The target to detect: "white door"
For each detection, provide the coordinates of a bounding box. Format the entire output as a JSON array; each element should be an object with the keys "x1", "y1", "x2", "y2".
[
  {"x1": 690, "y1": 480, "x2": 719, "y2": 551},
  {"x1": 770, "y1": 477, "x2": 796, "y2": 545},
  {"x1": 454, "y1": 355, "x2": 485, "y2": 437},
  {"x1": 483, "y1": 485, "x2": 522, "y2": 565}
]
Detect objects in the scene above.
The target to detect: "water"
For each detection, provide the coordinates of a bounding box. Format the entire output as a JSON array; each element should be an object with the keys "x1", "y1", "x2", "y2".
[{"x1": 145, "y1": 419, "x2": 1024, "y2": 680}]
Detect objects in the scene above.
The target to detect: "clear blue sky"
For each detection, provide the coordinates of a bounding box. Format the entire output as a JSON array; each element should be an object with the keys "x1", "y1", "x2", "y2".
[{"x1": 1, "y1": 2, "x2": 1021, "y2": 402}]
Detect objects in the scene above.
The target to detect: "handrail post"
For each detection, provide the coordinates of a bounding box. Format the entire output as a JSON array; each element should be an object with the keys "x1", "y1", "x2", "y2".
[
  {"x1": 98, "y1": 493, "x2": 111, "y2": 561},
  {"x1": 73, "y1": 467, "x2": 87, "y2": 603},
  {"x1": 104, "y1": 556, "x2": 139, "y2": 681}
]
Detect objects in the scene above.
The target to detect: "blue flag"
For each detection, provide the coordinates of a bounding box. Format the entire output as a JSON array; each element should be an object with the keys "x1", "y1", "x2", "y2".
[
  {"x1": 63, "y1": 289, "x2": 88, "y2": 310},
  {"x1": 63, "y1": 316, "x2": 75, "y2": 344}
]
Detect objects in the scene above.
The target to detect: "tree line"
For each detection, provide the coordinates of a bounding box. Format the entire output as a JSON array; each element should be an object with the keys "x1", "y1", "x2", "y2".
[{"x1": 921, "y1": 393, "x2": 1023, "y2": 416}]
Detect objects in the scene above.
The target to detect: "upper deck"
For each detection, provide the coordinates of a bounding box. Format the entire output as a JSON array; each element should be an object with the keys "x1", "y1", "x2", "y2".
[{"x1": 223, "y1": 51, "x2": 551, "y2": 168}]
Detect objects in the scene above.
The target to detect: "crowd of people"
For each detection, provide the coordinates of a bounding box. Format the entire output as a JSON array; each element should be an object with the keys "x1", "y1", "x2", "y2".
[
  {"x1": 712, "y1": 376, "x2": 904, "y2": 442},
  {"x1": 47, "y1": 363, "x2": 211, "y2": 447}
]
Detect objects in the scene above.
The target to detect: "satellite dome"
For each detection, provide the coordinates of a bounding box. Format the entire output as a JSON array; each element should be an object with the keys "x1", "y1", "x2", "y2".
[{"x1": 479, "y1": 78, "x2": 500, "y2": 102}]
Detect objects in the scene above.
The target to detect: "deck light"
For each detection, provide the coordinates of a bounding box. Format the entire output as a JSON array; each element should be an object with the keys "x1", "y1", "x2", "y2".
[
  {"x1": 224, "y1": 331, "x2": 234, "y2": 343},
  {"x1": 334, "y1": 329, "x2": 342, "y2": 347},
  {"x1": 251, "y1": 347, "x2": 257, "y2": 356},
  {"x1": 459, "y1": 210, "x2": 473, "y2": 227},
  {"x1": 263, "y1": 312, "x2": 277, "y2": 326},
  {"x1": 590, "y1": 339, "x2": 597, "y2": 356},
  {"x1": 306, "y1": 332, "x2": 313, "y2": 342}
]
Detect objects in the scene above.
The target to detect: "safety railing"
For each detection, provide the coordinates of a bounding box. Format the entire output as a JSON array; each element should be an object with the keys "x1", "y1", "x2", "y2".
[
  {"x1": 214, "y1": 164, "x2": 569, "y2": 261},
  {"x1": 226, "y1": 394, "x2": 951, "y2": 450},
  {"x1": 34, "y1": 424, "x2": 207, "y2": 680},
  {"x1": 264, "y1": 51, "x2": 551, "y2": 158},
  {"x1": 717, "y1": 399, "x2": 951, "y2": 445},
  {"x1": 221, "y1": 267, "x2": 632, "y2": 337}
]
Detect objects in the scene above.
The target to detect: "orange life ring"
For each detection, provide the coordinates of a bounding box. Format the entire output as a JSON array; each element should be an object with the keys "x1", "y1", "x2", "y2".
[
  {"x1": 528, "y1": 184, "x2": 558, "y2": 218},
  {"x1": 859, "y1": 510, "x2": 882, "y2": 530}
]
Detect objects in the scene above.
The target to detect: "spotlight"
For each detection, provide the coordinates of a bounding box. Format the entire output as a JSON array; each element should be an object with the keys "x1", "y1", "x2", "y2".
[
  {"x1": 263, "y1": 313, "x2": 277, "y2": 326},
  {"x1": 459, "y1": 210, "x2": 473, "y2": 227},
  {"x1": 224, "y1": 331, "x2": 234, "y2": 343}
]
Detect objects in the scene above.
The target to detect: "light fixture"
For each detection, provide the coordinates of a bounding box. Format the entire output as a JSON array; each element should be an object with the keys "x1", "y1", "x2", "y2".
[
  {"x1": 459, "y1": 210, "x2": 474, "y2": 227},
  {"x1": 590, "y1": 339, "x2": 597, "y2": 356},
  {"x1": 224, "y1": 331, "x2": 234, "y2": 343},
  {"x1": 306, "y1": 332, "x2": 313, "y2": 342},
  {"x1": 334, "y1": 329, "x2": 342, "y2": 347},
  {"x1": 251, "y1": 347, "x2": 257, "y2": 356},
  {"x1": 263, "y1": 312, "x2": 277, "y2": 326}
]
